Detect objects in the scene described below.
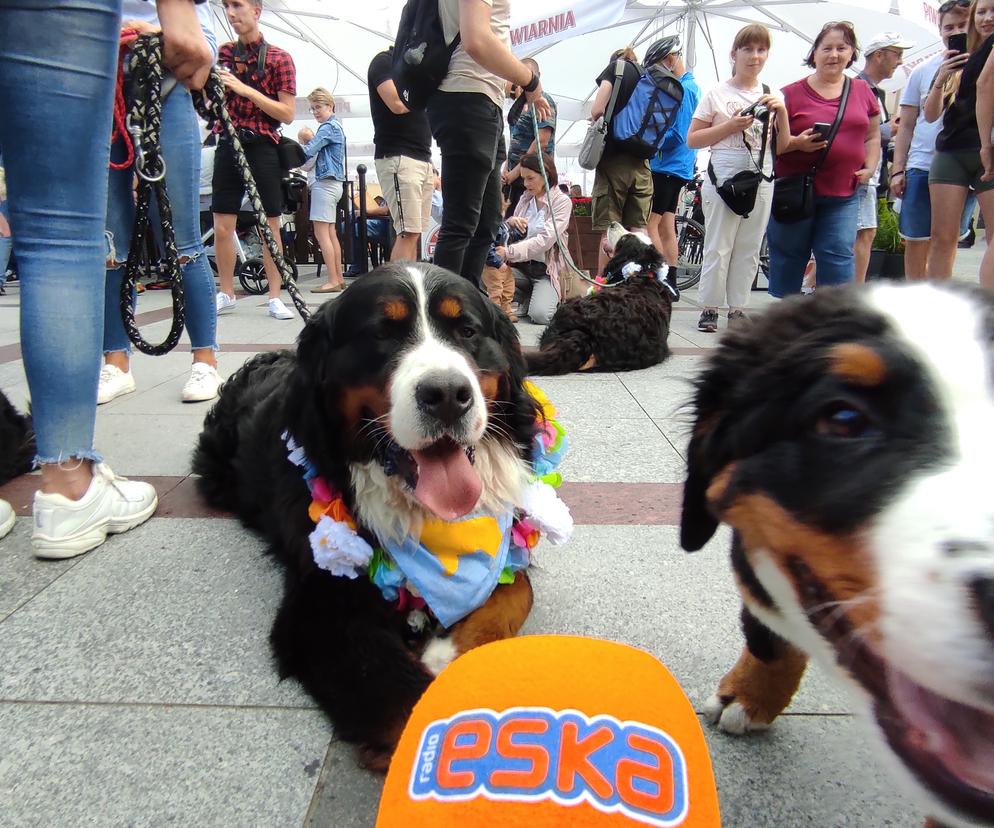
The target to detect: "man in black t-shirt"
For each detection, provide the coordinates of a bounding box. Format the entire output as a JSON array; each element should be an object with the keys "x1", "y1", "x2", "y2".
[
  {"x1": 589, "y1": 48, "x2": 653, "y2": 275},
  {"x1": 368, "y1": 48, "x2": 435, "y2": 262}
]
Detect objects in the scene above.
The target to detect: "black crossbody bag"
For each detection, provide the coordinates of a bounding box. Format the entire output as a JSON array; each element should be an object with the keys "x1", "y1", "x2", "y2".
[
  {"x1": 707, "y1": 84, "x2": 772, "y2": 218},
  {"x1": 771, "y1": 77, "x2": 851, "y2": 224}
]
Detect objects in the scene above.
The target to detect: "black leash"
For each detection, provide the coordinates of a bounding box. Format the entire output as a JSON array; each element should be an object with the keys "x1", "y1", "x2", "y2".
[
  {"x1": 121, "y1": 34, "x2": 311, "y2": 358},
  {"x1": 121, "y1": 33, "x2": 186, "y2": 355},
  {"x1": 191, "y1": 59, "x2": 311, "y2": 322}
]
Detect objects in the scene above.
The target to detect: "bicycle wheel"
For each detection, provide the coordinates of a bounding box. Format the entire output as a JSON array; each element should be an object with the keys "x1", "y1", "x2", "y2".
[
  {"x1": 675, "y1": 215, "x2": 704, "y2": 291},
  {"x1": 237, "y1": 258, "x2": 268, "y2": 294}
]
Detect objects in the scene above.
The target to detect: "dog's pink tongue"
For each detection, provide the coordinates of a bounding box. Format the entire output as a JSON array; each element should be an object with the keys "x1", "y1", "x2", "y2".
[{"x1": 411, "y1": 442, "x2": 481, "y2": 520}]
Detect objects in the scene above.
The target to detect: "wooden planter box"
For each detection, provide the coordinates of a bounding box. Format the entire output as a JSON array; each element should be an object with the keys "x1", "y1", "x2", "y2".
[{"x1": 568, "y1": 214, "x2": 602, "y2": 272}]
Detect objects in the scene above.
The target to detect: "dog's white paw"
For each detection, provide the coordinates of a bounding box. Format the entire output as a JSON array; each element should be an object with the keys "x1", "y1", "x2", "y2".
[
  {"x1": 421, "y1": 637, "x2": 457, "y2": 676},
  {"x1": 704, "y1": 694, "x2": 771, "y2": 735}
]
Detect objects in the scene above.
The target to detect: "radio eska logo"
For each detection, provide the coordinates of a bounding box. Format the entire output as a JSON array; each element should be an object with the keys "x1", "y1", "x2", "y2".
[{"x1": 408, "y1": 707, "x2": 690, "y2": 826}]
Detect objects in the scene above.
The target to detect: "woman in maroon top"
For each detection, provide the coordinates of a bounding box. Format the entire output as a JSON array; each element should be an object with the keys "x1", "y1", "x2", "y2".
[{"x1": 767, "y1": 22, "x2": 881, "y2": 297}]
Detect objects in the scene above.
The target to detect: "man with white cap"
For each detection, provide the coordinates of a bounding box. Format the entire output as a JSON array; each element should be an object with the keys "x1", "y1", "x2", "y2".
[{"x1": 853, "y1": 31, "x2": 914, "y2": 282}]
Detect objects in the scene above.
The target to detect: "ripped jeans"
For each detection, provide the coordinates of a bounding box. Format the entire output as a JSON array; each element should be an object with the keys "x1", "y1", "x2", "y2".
[
  {"x1": 0, "y1": 0, "x2": 119, "y2": 464},
  {"x1": 104, "y1": 83, "x2": 217, "y2": 355}
]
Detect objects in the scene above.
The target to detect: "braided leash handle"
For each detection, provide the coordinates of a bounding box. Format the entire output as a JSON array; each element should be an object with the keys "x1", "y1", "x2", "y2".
[
  {"x1": 121, "y1": 33, "x2": 187, "y2": 356},
  {"x1": 193, "y1": 70, "x2": 311, "y2": 322}
]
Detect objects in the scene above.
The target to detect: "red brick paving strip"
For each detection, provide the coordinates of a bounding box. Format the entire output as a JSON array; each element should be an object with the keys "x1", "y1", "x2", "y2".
[{"x1": 0, "y1": 476, "x2": 683, "y2": 525}]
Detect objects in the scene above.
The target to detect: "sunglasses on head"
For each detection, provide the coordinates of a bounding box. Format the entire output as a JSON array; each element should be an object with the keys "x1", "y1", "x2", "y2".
[{"x1": 939, "y1": 0, "x2": 970, "y2": 13}]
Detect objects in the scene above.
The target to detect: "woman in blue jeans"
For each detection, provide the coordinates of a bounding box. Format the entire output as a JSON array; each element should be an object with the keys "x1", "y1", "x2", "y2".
[
  {"x1": 767, "y1": 22, "x2": 881, "y2": 296},
  {"x1": 100, "y1": 8, "x2": 221, "y2": 405},
  {"x1": 0, "y1": 0, "x2": 211, "y2": 555}
]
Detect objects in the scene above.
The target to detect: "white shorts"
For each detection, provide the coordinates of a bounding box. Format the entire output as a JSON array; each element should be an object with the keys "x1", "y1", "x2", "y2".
[
  {"x1": 855, "y1": 184, "x2": 878, "y2": 231},
  {"x1": 310, "y1": 178, "x2": 343, "y2": 223}
]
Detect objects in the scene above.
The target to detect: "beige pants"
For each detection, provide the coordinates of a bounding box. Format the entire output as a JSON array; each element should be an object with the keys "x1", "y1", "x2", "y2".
[{"x1": 482, "y1": 264, "x2": 516, "y2": 316}]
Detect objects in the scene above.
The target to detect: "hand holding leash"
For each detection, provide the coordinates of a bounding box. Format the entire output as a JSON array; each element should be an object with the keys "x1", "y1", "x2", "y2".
[{"x1": 156, "y1": 0, "x2": 212, "y2": 90}]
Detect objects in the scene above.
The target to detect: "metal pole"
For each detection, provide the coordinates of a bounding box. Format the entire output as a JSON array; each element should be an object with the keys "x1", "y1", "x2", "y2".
[
  {"x1": 356, "y1": 164, "x2": 369, "y2": 276},
  {"x1": 685, "y1": 11, "x2": 697, "y2": 69}
]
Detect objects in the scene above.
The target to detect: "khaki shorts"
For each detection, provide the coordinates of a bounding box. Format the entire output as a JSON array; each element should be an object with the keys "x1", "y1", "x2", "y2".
[
  {"x1": 374, "y1": 156, "x2": 434, "y2": 235},
  {"x1": 591, "y1": 151, "x2": 652, "y2": 232}
]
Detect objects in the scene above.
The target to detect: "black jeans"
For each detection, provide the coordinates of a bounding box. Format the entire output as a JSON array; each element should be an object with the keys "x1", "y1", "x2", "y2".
[{"x1": 427, "y1": 91, "x2": 503, "y2": 287}]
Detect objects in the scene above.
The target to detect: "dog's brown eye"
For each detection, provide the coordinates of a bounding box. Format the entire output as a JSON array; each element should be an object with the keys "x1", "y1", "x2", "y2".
[
  {"x1": 817, "y1": 404, "x2": 874, "y2": 439},
  {"x1": 459, "y1": 325, "x2": 477, "y2": 339}
]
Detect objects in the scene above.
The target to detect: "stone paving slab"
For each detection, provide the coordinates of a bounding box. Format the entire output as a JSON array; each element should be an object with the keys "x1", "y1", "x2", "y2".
[
  {"x1": 0, "y1": 701, "x2": 330, "y2": 828},
  {"x1": 0, "y1": 519, "x2": 311, "y2": 709}
]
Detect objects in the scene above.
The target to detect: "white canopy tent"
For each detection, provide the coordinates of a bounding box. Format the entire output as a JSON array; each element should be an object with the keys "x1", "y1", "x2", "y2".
[{"x1": 208, "y1": 0, "x2": 945, "y2": 184}]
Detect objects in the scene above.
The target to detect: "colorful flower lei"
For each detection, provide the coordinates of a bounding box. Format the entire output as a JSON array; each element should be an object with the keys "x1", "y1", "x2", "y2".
[{"x1": 282, "y1": 382, "x2": 571, "y2": 620}]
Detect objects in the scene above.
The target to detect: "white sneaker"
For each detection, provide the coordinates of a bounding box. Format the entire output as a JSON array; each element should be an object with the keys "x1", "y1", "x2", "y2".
[
  {"x1": 0, "y1": 499, "x2": 15, "y2": 541},
  {"x1": 268, "y1": 297, "x2": 294, "y2": 320},
  {"x1": 181, "y1": 362, "x2": 221, "y2": 403},
  {"x1": 216, "y1": 292, "x2": 237, "y2": 314},
  {"x1": 32, "y1": 463, "x2": 158, "y2": 559},
  {"x1": 97, "y1": 364, "x2": 136, "y2": 405}
]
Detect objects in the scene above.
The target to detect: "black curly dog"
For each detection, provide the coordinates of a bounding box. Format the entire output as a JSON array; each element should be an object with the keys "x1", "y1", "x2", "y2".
[
  {"x1": 526, "y1": 226, "x2": 674, "y2": 375},
  {"x1": 0, "y1": 390, "x2": 33, "y2": 486}
]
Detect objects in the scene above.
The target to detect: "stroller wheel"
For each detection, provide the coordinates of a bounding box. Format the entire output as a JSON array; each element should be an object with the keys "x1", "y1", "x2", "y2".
[{"x1": 237, "y1": 258, "x2": 268, "y2": 294}]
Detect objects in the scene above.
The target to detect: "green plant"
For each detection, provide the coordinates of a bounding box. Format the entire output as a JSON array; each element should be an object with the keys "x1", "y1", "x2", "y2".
[{"x1": 872, "y1": 197, "x2": 904, "y2": 254}]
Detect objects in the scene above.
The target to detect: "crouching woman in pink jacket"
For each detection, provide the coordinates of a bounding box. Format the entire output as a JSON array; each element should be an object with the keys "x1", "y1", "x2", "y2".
[{"x1": 494, "y1": 152, "x2": 573, "y2": 324}]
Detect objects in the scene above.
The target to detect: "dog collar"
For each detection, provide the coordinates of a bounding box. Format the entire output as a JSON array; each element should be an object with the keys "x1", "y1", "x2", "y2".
[{"x1": 282, "y1": 381, "x2": 572, "y2": 629}]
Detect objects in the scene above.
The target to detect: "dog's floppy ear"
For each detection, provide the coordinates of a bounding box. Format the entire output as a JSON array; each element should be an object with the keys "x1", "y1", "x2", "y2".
[
  {"x1": 681, "y1": 419, "x2": 722, "y2": 552},
  {"x1": 286, "y1": 300, "x2": 348, "y2": 482},
  {"x1": 680, "y1": 364, "x2": 738, "y2": 552}
]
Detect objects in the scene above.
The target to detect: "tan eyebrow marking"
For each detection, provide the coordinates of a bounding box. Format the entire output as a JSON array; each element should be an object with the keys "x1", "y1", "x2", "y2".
[
  {"x1": 383, "y1": 299, "x2": 409, "y2": 321},
  {"x1": 438, "y1": 296, "x2": 462, "y2": 319},
  {"x1": 828, "y1": 343, "x2": 887, "y2": 387}
]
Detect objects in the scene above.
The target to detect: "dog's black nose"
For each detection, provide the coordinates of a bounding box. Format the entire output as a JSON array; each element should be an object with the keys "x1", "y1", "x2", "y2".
[
  {"x1": 974, "y1": 578, "x2": 994, "y2": 642},
  {"x1": 415, "y1": 373, "x2": 473, "y2": 426}
]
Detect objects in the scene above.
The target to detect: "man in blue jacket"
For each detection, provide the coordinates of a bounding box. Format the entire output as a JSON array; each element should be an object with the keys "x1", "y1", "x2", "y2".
[{"x1": 647, "y1": 36, "x2": 700, "y2": 292}]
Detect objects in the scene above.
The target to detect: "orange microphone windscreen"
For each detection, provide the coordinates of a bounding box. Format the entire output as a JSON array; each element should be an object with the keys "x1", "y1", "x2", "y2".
[{"x1": 377, "y1": 635, "x2": 720, "y2": 827}]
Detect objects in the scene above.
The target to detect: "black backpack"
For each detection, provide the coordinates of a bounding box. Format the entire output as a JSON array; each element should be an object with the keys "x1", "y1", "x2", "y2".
[{"x1": 392, "y1": 0, "x2": 461, "y2": 111}]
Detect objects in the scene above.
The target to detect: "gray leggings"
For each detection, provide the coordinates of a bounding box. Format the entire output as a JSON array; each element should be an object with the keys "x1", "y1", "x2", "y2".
[{"x1": 512, "y1": 265, "x2": 559, "y2": 325}]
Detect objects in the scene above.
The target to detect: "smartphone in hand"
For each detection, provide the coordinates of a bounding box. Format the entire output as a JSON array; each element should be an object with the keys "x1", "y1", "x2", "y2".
[
  {"x1": 948, "y1": 32, "x2": 968, "y2": 54},
  {"x1": 812, "y1": 122, "x2": 832, "y2": 140}
]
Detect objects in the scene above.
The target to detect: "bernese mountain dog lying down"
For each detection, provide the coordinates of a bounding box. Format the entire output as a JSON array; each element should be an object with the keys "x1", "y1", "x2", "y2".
[
  {"x1": 680, "y1": 282, "x2": 994, "y2": 828},
  {"x1": 194, "y1": 263, "x2": 556, "y2": 770},
  {"x1": 526, "y1": 221, "x2": 675, "y2": 375},
  {"x1": 0, "y1": 389, "x2": 33, "y2": 486}
]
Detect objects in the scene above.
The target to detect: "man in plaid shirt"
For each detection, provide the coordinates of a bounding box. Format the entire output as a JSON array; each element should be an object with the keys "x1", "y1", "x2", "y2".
[{"x1": 212, "y1": 0, "x2": 298, "y2": 320}]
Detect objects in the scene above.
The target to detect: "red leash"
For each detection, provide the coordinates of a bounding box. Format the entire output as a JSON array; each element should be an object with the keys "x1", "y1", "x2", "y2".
[{"x1": 109, "y1": 29, "x2": 139, "y2": 171}]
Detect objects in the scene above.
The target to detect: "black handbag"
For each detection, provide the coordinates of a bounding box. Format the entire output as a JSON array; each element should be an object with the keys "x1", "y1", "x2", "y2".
[
  {"x1": 771, "y1": 77, "x2": 851, "y2": 225},
  {"x1": 277, "y1": 136, "x2": 306, "y2": 171}
]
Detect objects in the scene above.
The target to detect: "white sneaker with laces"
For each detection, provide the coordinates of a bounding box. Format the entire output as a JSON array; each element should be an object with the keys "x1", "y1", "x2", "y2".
[
  {"x1": 181, "y1": 362, "x2": 221, "y2": 403},
  {"x1": 32, "y1": 463, "x2": 158, "y2": 559},
  {"x1": 0, "y1": 499, "x2": 15, "y2": 541},
  {"x1": 216, "y1": 292, "x2": 237, "y2": 314},
  {"x1": 268, "y1": 297, "x2": 294, "y2": 320},
  {"x1": 97, "y1": 364, "x2": 136, "y2": 405}
]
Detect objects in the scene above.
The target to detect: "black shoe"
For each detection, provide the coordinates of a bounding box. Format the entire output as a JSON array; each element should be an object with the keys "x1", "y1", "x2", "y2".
[{"x1": 698, "y1": 309, "x2": 718, "y2": 333}]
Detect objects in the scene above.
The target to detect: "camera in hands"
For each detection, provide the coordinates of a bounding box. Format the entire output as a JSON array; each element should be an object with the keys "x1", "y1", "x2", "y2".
[{"x1": 740, "y1": 101, "x2": 770, "y2": 122}]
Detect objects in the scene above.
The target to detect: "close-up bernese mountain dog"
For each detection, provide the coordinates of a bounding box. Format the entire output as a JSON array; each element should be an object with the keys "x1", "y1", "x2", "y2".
[
  {"x1": 193, "y1": 263, "x2": 547, "y2": 770},
  {"x1": 680, "y1": 282, "x2": 994, "y2": 828},
  {"x1": 526, "y1": 221, "x2": 674, "y2": 375}
]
